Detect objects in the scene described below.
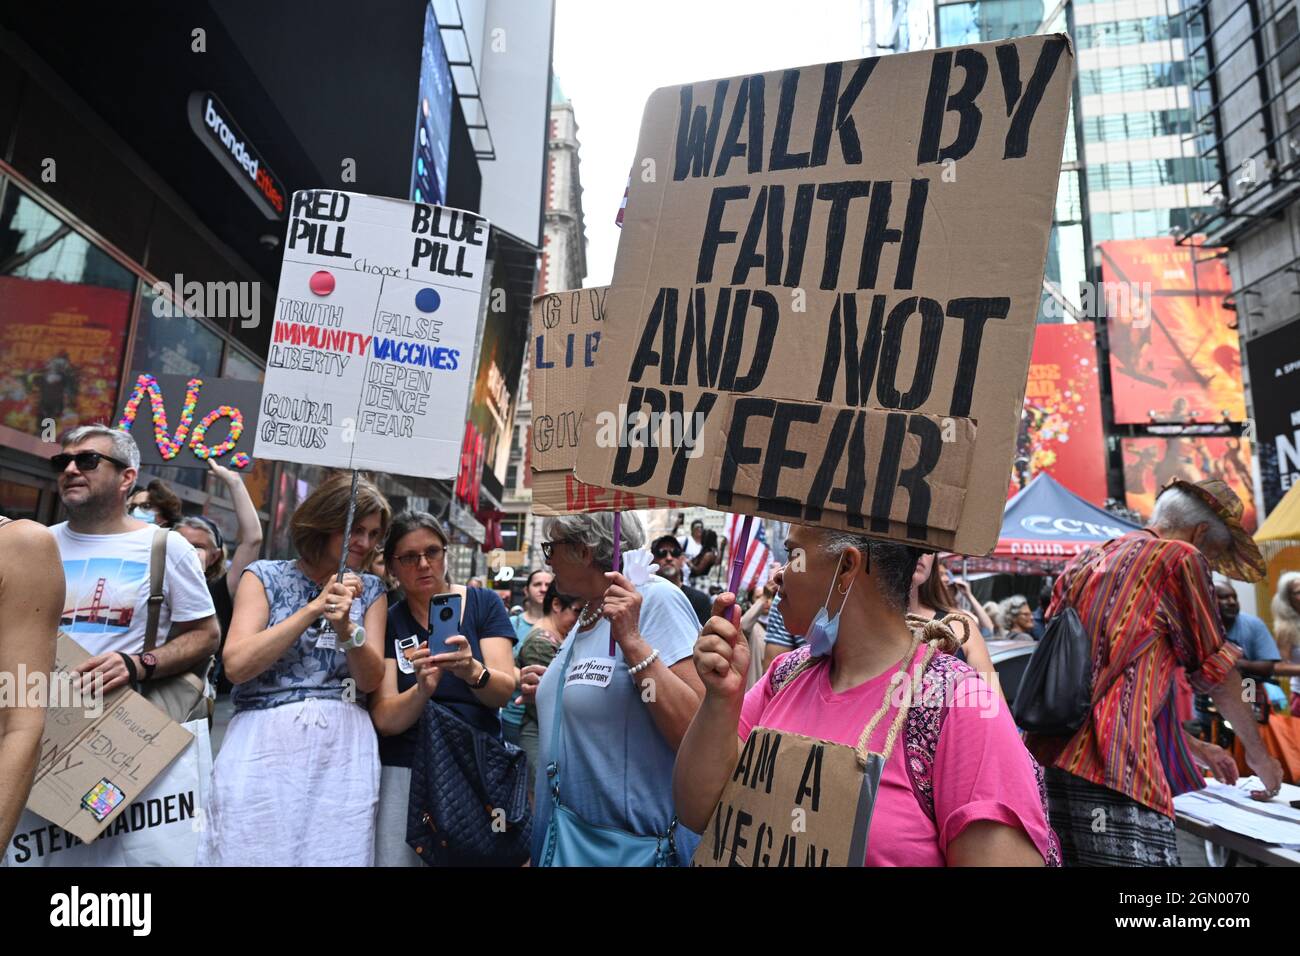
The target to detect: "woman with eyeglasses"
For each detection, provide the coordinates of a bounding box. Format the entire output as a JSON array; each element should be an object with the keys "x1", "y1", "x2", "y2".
[
  {"x1": 198, "y1": 472, "x2": 391, "y2": 866},
  {"x1": 367, "y1": 510, "x2": 517, "y2": 866},
  {"x1": 519, "y1": 512, "x2": 706, "y2": 866},
  {"x1": 127, "y1": 478, "x2": 183, "y2": 527}
]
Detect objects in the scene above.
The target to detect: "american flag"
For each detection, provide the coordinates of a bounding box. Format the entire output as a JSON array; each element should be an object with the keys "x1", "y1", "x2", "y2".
[
  {"x1": 723, "y1": 514, "x2": 771, "y2": 593},
  {"x1": 615, "y1": 176, "x2": 629, "y2": 227}
]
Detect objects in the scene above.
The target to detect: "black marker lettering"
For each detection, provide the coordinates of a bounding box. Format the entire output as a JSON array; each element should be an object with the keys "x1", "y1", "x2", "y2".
[
  {"x1": 916, "y1": 48, "x2": 988, "y2": 164},
  {"x1": 945, "y1": 296, "x2": 1011, "y2": 416},
  {"x1": 758, "y1": 401, "x2": 822, "y2": 517},
  {"x1": 716, "y1": 75, "x2": 766, "y2": 177},
  {"x1": 674, "y1": 80, "x2": 730, "y2": 180},
  {"x1": 996, "y1": 37, "x2": 1068, "y2": 159},
  {"x1": 697, "y1": 186, "x2": 750, "y2": 283},
  {"x1": 876, "y1": 297, "x2": 944, "y2": 410}
]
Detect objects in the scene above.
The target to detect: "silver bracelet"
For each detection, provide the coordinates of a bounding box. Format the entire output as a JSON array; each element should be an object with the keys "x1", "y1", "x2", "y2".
[{"x1": 627, "y1": 647, "x2": 660, "y2": 677}]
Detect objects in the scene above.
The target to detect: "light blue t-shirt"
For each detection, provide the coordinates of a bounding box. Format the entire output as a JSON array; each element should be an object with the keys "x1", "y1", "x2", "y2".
[
  {"x1": 532, "y1": 575, "x2": 701, "y2": 865},
  {"x1": 1225, "y1": 612, "x2": 1281, "y2": 662}
]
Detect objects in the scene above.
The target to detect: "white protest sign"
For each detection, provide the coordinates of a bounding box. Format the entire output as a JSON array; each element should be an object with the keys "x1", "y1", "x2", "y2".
[
  {"x1": 255, "y1": 189, "x2": 490, "y2": 478},
  {"x1": 6, "y1": 718, "x2": 212, "y2": 867}
]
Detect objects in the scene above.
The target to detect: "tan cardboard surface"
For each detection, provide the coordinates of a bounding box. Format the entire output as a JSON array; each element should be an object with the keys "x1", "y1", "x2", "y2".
[
  {"x1": 693, "y1": 727, "x2": 864, "y2": 867},
  {"x1": 26, "y1": 634, "x2": 193, "y2": 844},
  {"x1": 531, "y1": 286, "x2": 686, "y2": 514},
  {"x1": 575, "y1": 36, "x2": 1074, "y2": 553}
]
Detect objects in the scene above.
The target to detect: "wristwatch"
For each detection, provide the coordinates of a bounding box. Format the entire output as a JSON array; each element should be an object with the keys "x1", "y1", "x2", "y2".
[
  {"x1": 140, "y1": 652, "x2": 158, "y2": 680},
  {"x1": 473, "y1": 664, "x2": 491, "y2": 689},
  {"x1": 341, "y1": 625, "x2": 366, "y2": 650}
]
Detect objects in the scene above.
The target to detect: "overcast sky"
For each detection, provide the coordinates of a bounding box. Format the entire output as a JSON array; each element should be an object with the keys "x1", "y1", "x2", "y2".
[{"x1": 551, "y1": 0, "x2": 865, "y2": 286}]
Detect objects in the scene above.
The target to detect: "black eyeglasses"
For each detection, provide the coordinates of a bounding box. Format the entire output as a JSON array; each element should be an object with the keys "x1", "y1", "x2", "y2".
[
  {"x1": 653, "y1": 546, "x2": 683, "y2": 560},
  {"x1": 394, "y1": 546, "x2": 446, "y2": 569},
  {"x1": 50, "y1": 451, "x2": 131, "y2": 474}
]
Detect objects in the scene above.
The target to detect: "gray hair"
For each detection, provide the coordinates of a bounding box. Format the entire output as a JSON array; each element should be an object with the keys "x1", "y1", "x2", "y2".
[
  {"x1": 542, "y1": 512, "x2": 645, "y2": 570},
  {"x1": 175, "y1": 517, "x2": 224, "y2": 578},
  {"x1": 998, "y1": 594, "x2": 1030, "y2": 631},
  {"x1": 1150, "y1": 487, "x2": 1230, "y2": 551},
  {"x1": 62, "y1": 424, "x2": 140, "y2": 471},
  {"x1": 819, "y1": 530, "x2": 921, "y2": 613}
]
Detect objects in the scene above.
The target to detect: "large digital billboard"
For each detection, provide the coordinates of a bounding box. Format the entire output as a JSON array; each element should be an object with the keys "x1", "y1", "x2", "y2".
[
  {"x1": 1100, "y1": 239, "x2": 1244, "y2": 425},
  {"x1": 1011, "y1": 322, "x2": 1107, "y2": 503},
  {"x1": 411, "y1": 4, "x2": 453, "y2": 206}
]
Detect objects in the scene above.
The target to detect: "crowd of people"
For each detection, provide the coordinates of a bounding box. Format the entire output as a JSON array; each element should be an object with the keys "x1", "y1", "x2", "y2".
[{"x1": 2, "y1": 424, "x2": 1300, "y2": 868}]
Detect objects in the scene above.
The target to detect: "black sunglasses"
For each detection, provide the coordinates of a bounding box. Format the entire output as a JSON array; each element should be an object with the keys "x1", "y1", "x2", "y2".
[
  {"x1": 541, "y1": 540, "x2": 576, "y2": 562},
  {"x1": 50, "y1": 451, "x2": 131, "y2": 474},
  {"x1": 653, "y1": 546, "x2": 683, "y2": 559}
]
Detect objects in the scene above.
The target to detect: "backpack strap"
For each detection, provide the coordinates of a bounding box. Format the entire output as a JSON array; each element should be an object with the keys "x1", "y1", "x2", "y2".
[{"x1": 143, "y1": 527, "x2": 168, "y2": 653}]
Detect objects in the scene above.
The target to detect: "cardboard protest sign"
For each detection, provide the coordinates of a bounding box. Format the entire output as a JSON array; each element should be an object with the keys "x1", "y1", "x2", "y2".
[
  {"x1": 530, "y1": 286, "x2": 683, "y2": 514},
  {"x1": 576, "y1": 36, "x2": 1074, "y2": 553},
  {"x1": 23, "y1": 634, "x2": 192, "y2": 844},
  {"x1": 255, "y1": 189, "x2": 489, "y2": 479},
  {"x1": 7, "y1": 718, "x2": 211, "y2": 866},
  {"x1": 692, "y1": 727, "x2": 872, "y2": 867},
  {"x1": 116, "y1": 372, "x2": 262, "y2": 470}
]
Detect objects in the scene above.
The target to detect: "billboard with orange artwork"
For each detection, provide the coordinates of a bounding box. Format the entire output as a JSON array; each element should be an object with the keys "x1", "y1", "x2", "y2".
[
  {"x1": 1121, "y1": 435, "x2": 1257, "y2": 531},
  {"x1": 0, "y1": 277, "x2": 132, "y2": 437},
  {"x1": 1009, "y1": 322, "x2": 1107, "y2": 503},
  {"x1": 1100, "y1": 239, "x2": 1244, "y2": 425}
]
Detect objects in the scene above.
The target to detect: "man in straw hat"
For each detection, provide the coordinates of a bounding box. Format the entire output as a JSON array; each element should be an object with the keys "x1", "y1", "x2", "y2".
[{"x1": 1025, "y1": 478, "x2": 1283, "y2": 866}]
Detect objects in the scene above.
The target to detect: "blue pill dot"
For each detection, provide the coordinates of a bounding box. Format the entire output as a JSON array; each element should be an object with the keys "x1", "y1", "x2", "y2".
[{"x1": 415, "y1": 288, "x2": 441, "y2": 313}]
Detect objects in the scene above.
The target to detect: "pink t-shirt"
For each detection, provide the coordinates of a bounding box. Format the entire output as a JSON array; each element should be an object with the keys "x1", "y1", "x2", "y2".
[{"x1": 739, "y1": 648, "x2": 1054, "y2": 866}]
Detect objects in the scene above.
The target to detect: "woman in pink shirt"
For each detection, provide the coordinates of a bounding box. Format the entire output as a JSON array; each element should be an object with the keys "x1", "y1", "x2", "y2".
[{"x1": 674, "y1": 524, "x2": 1058, "y2": 867}]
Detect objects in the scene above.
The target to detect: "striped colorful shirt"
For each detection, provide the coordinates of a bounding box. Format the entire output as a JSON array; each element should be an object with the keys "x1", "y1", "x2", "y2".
[{"x1": 1024, "y1": 530, "x2": 1241, "y2": 817}]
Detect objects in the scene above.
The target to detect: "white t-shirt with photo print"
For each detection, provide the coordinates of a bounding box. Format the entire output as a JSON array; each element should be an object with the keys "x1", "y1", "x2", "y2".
[{"x1": 49, "y1": 523, "x2": 216, "y2": 657}]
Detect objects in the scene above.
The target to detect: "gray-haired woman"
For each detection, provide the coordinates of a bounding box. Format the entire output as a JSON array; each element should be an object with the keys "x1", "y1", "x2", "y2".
[
  {"x1": 999, "y1": 595, "x2": 1035, "y2": 637},
  {"x1": 517, "y1": 511, "x2": 706, "y2": 865}
]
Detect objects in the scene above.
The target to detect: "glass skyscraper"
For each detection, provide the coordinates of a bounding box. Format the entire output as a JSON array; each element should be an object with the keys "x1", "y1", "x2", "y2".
[{"x1": 894, "y1": 0, "x2": 1220, "y2": 313}]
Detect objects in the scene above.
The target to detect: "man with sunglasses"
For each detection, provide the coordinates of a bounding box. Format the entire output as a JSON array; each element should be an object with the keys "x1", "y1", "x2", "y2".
[
  {"x1": 650, "y1": 534, "x2": 710, "y2": 625},
  {"x1": 48, "y1": 426, "x2": 218, "y2": 700}
]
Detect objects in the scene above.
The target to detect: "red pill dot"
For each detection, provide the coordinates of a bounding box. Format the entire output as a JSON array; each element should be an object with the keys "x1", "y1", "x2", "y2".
[{"x1": 309, "y1": 271, "x2": 336, "y2": 296}]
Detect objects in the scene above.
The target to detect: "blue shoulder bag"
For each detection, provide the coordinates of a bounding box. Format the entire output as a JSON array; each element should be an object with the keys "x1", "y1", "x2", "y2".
[{"x1": 538, "y1": 635, "x2": 679, "y2": 867}]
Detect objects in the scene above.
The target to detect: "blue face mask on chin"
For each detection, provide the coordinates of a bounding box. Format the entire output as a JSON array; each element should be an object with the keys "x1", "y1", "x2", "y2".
[{"x1": 806, "y1": 556, "x2": 858, "y2": 658}]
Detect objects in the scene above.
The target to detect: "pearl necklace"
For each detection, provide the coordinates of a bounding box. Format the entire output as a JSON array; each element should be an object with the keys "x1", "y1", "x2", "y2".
[{"x1": 578, "y1": 603, "x2": 603, "y2": 630}]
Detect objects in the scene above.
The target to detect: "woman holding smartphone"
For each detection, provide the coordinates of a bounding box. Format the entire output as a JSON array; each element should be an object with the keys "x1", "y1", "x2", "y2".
[{"x1": 368, "y1": 510, "x2": 516, "y2": 866}]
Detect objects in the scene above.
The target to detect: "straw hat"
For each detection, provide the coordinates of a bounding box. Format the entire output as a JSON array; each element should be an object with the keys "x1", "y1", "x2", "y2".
[{"x1": 1157, "y1": 478, "x2": 1265, "y2": 583}]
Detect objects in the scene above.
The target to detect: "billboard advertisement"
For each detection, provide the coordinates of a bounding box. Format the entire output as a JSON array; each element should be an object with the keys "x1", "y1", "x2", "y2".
[
  {"x1": 1122, "y1": 435, "x2": 1257, "y2": 531},
  {"x1": 411, "y1": 3, "x2": 453, "y2": 206},
  {"x1": 1100, "y1": 239, "x2": 1244, "y2": 425},
  {"x1": 1011, "y1": 322, "x2": 1107, "y2": 503},
  {"x1": 1244, "y1": 320, "x2": 1300, "y2": 516},
  {"x1": 0, "y1": 277, "x2": 132, "y2": 437}
]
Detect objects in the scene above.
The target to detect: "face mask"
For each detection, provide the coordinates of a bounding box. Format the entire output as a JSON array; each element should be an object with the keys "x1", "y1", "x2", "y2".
[
  {"x1": 130, "y1": 507, "x2": 156, "y2": 522},
  {"x1": 806, "y1": 556, "x2": 857, "y2": 658}
]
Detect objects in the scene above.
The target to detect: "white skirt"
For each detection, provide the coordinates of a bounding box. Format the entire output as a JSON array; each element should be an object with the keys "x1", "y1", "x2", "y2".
[{"x1": 197, "y1": 697, "x2": 379, "y2": 867}]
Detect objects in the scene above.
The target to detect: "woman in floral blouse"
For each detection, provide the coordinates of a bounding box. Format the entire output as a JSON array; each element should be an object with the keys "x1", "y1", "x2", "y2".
[{"x1": 198, "y1": 473, "x2": 391, "y2": 866}]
